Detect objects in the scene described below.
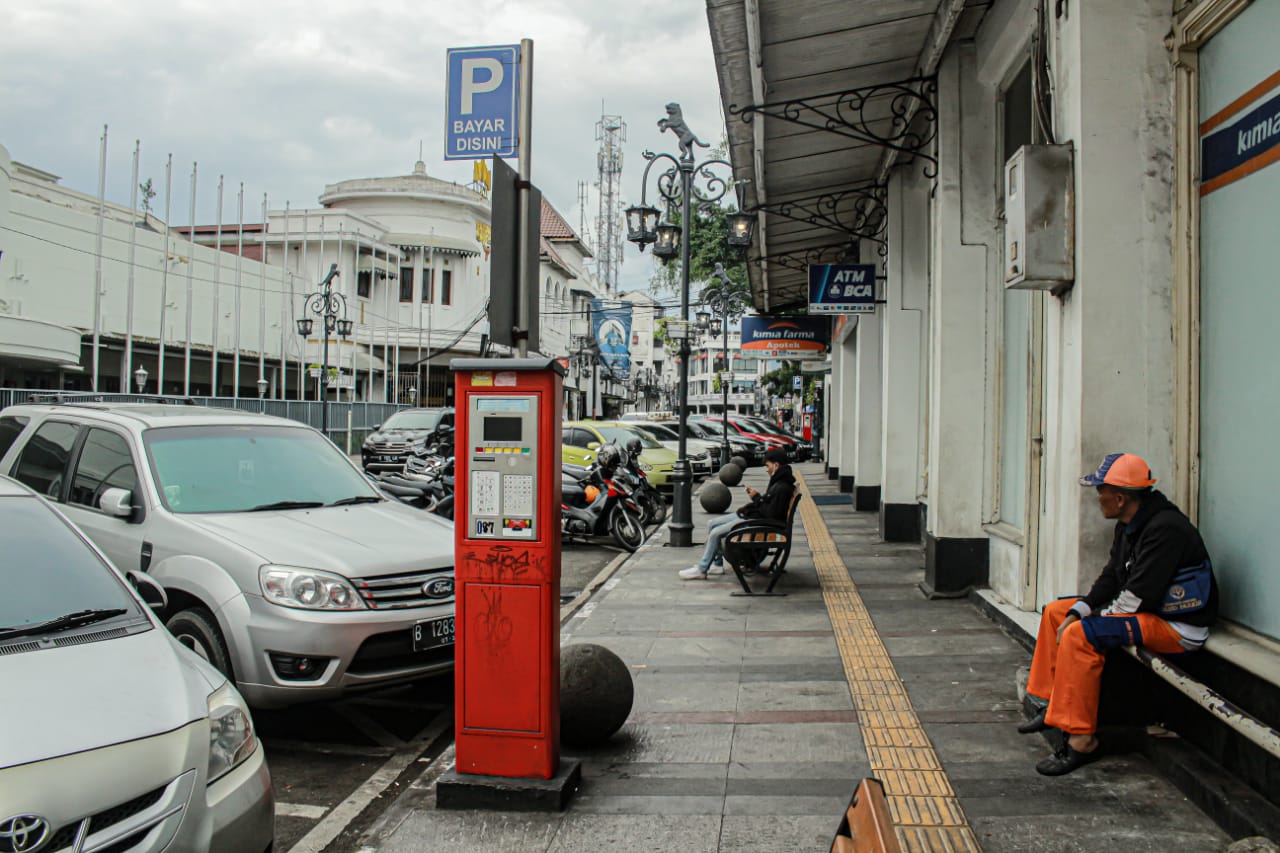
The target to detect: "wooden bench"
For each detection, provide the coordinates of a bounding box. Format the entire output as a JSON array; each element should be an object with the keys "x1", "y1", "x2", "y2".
[
  {"x1": 830, "y1": 777, "x2": 900, "y2": 853},
  {"x1": 722, "y1": 491, "x2": 803, "y2": 596}
]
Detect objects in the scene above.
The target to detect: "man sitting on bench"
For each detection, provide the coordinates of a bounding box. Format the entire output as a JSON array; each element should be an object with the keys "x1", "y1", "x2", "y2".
[
  {"x1": 679, "y1": 448, "x2": 795, "y2": 580},
  {"x1": 1020, "y1": 452, "x2": 1217, "y2": 775}
]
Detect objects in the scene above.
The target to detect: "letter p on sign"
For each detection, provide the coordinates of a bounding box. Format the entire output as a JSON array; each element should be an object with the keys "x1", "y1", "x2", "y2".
[{"x1": 460, "y1": 58, "x2": 503, "y2": 114}]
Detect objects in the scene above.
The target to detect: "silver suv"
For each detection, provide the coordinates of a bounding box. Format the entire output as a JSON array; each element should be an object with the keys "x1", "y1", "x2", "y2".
[{"x1": 0, "y1": 401, "x2": 456, "y2": 709}]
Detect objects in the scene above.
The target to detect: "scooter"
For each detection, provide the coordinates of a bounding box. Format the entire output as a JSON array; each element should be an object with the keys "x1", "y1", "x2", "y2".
[{"x1": 561, "y1": 456, "x2": 645, "y2": 552}]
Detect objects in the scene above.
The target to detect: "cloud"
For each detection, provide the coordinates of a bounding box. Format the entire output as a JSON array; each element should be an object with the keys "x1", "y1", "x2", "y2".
[{"x1": 0, "y1": 0, "x2": 727, "y2": 296}]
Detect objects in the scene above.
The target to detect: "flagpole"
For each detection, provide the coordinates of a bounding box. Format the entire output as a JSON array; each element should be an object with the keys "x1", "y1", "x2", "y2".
[
  {"x1": 184, "y1": 162, "x2": 197, "y2": 395},
  {"x1": 299, "y1": 210, "x2": 309, "y2": 401},
  {"x1": 212, "y1": 176, "x2": 224, "y2": 397},
  {"x1": 92, "y1": 125, "x2": 107, "y2": 392},
  {"x1": 259, "y1": 192, "x2": 267, "y2": 392},
  {"x1": 279, "y1": 201, "x2": 289, "y2": 400},
  {"x1": 233, "y1": 182, "x2": 244, "y2": 399},
  {"x1": 318, "y1": 215, "x2": 326, "y2": 404},
  {"x1": 338, "y1": 222, "x2": 345, "y2": 403},
  {"x1": 158, "y1": 153, "x2": 172, "y2": 394},
  {"x1": 124, "y1": 140, "x2": 140, "y2": 392},
  {"x1": 425, "y1": 249, "x2": 433, "y2": 405}
]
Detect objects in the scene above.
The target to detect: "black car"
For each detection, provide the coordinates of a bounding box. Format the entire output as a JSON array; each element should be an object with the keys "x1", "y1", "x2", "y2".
[{"x1": 361, "y1": 408, "x2": 454, "y2": 473}]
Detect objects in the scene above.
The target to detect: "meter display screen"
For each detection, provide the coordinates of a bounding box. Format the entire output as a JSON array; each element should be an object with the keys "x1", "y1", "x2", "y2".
[{"x1": 483, "y1": 416, "x2": 523, "y2": 442}]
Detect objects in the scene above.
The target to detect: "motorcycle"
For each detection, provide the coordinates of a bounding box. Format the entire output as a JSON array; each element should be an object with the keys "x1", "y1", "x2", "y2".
[
  {"x1": 619, "y1": 439, "x2": 668, "y2": 526},
  {"x1": 376, "y1": 450, "x2": 455, "y2": 519},
  {"x1": 561, "y1": 447, "x2": 645, "y2": 552}
]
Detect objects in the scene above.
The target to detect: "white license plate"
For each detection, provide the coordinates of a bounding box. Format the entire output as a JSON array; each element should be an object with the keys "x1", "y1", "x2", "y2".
[
  {"x1": 412, "y1": 615, "x2": 455, "y2": 651},
  {"x1": 377, "y1": 455, "x2": 403, "y2": 463}
]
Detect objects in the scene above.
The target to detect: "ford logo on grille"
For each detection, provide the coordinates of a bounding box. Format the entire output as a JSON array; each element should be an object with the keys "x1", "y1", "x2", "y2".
[
  {"x1": 0, "y1": 814, "x2": 50, "y2": 853},
  {"x1": 422, "y1": 578, "x2": 454, "y2": 599}
]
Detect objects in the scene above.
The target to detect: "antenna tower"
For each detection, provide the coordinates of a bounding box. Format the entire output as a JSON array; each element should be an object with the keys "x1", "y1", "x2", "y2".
[
  {"x1": 577, "y1": 180, "x2": 592, "y2": 254},
  {"x1": 594, "y1": 114, "x2": 626, "y2": 293}
]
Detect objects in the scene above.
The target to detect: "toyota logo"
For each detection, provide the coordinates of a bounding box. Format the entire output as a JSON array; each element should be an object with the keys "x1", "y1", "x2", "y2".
[
  {"x1": 422, "y1": 578, "x2": 454, "y2": 599},
  {"x1": 0, "y1": 815, "x2": 50, "y2": 853}
]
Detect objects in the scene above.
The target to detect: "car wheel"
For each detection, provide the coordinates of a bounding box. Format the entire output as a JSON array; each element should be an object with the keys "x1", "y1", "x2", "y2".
[{"x1": 167, "y1": 607, "x2": 235, "y2": 679}]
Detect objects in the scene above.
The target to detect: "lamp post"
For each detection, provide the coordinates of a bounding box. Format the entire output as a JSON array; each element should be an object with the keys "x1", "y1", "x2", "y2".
[
  {"x1": 625, "y1": 105, "x2": 755, "y2": 547},
  {"x1": 257, "y1": 377, "x2": 268, "y2": 413},
  {"x1": 295, "y1": 263, "x2": 353, "y2": 437},
  {"x1": 695, "y1": 262, "x2": 748, "y2": 466},
  {"x1": 134, "y1": 364, "x2": 148, "y2": 394}
]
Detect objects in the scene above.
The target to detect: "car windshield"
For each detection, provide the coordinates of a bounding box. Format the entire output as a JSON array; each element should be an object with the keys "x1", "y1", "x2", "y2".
[
  {"x1": 0, "y1": 495, "x2": 139, "y2": 631},
  {"x1": 641, "y1": 423, "x2": 678, "y2": 441},
  {"x1": 744, "y1": 419, "x2": 789, "y2": 437},
  {"x1": 380, "y1": 411, "x2": 443, "y2": 430},
  {"x1": 694, "y1": 419, "x2": 725, "y2": 436},
  {"x1": 145, "y1": 425, "x2": 380, "y2": 513},
  {"x1": 596, "y1": 426, "x2": 662, "y2": 449}
]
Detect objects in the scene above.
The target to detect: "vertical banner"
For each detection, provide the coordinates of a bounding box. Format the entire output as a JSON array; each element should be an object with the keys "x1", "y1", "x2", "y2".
[{"x1": 591, "y1": 299, "x2": 633, "y2": 380}]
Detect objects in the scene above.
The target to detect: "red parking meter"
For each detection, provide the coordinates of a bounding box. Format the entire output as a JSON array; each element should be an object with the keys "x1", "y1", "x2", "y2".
[
  {"x1": 447, "y1": 358, "x2": 566, "y2": 783},
  {"x1": 802, "y1": 413, "x2": 813, "y2": 442}
]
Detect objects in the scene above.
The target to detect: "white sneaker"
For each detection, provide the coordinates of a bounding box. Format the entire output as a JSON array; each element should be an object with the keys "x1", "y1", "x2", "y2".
[
  {"x1": 679, "y1": 566, "x2": 707, "y2": 580},
  {"x1": 706, "y1": 564, "x2": 725, "y2": 576}
]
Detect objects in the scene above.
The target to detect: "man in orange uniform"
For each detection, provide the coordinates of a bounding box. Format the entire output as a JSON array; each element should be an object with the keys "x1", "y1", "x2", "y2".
[{"x1": 1020, "y1": 452, "x2": 1217, "y2": 775}]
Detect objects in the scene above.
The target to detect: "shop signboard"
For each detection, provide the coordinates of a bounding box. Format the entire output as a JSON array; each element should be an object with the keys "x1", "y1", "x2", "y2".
[
  {"x1": 740, "y1": 316, "x2": 830, "y2": 360},
  {"x1": 808, "y1": 263, "x2": 876, "y2": 313}
]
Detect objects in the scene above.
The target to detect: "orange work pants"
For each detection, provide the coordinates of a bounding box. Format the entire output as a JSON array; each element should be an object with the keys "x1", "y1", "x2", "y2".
[{"x1": 1025, "y1": 597, "x2": 1186, "y2": 735}]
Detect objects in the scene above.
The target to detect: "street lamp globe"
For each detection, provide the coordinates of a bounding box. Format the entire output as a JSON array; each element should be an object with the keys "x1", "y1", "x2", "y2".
[
  {"x1": 256, "y1": 377, "x2": 268, "y2": 398},
  {"x1": 710, "y1": 317, "x2": 724, "y2": 337},
  {"x1": 134, "y1": 364, "x2": 148, "y2": 394},
  {"x1": 652, "y1": 222, "x2": 682, "y2": 262},
  {"x1": 726, "y1": 210, "x2": 757, "y2": 248},
  {"x1": 296, "y1": 318, "x2": 314, "y2": 337},
  {"x1": 625, "y1": 204, "x2": 660, "y2": 248},
  {"x1": 337, "y1": 318, "x2": 354, "y2": 338},
  {"x1": 695, "y1": 309, "x2": 711, "y2": 330}
]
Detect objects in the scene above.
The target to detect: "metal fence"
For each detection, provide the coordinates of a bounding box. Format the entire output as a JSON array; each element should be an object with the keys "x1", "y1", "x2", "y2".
[{"x1": 0, "y1": 388, "x2": 405, "y2": 443}]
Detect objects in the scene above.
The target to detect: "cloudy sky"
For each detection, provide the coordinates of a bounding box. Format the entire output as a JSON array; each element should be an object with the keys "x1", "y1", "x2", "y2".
[{"x1": 0, "y1": 0, "x2": 726, "y2": 293}]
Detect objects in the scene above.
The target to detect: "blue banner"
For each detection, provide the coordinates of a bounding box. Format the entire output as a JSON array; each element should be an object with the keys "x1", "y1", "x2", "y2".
[
  {"x1": 808, "y1": 264, "x2": 877, "y2": 313},
  {"x1": 591, "y1": 299, "x2": 633, "y2": 380}
]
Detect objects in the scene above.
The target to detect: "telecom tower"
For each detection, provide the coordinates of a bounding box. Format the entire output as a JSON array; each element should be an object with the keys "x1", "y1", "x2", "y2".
[{"x1": 594, "y1": 114, "x2": 626, "y2": 293}]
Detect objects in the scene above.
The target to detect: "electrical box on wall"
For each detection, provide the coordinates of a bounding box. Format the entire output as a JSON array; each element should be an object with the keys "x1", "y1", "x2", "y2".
[{"x1": 1004, "y1": 144, "x2": 1074, "y2": 292}]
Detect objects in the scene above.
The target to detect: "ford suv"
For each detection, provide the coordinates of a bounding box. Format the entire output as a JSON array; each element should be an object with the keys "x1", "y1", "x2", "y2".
[{"x1": 0, "y1": 400, "x2": 456, "y2": 709}]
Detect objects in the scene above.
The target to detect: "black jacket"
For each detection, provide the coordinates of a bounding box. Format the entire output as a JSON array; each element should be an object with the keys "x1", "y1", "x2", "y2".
[
  {"x1": 1082, "y1": 490, "x2": 1217, "y2": 627},
  {"x1": 738, "y1": 465, "x2": 796, "y2": 523}
]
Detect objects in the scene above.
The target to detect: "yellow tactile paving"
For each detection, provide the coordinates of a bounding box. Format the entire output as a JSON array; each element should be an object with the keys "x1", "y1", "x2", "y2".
[{"x1": 794, "y1": 471, "x2": 977, "y2": 849}]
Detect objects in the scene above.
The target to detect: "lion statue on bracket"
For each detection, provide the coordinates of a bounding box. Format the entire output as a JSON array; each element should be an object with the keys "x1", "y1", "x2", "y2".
[{"x1": 657, "y1": 103, "x2": 709, "y2": 161}]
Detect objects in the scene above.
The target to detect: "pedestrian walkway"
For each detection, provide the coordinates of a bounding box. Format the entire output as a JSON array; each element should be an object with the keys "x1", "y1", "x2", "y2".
[{"x1": 358, "y1": 463, "x2": 1231, "y2": 852}]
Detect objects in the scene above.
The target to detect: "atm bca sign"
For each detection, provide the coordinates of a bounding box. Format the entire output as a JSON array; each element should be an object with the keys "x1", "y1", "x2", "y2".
[{"x1": 808, "y1": 264, "x2": 876, "y2": 314}]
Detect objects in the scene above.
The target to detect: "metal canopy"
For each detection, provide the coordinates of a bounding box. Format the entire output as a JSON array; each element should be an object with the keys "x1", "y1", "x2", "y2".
[{"x1": 707, "y1": 0, "x2": 990, "y2": 311}]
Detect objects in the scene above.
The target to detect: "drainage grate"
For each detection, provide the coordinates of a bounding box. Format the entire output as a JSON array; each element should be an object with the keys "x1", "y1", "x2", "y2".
[{"x1": 810, "y1": 494, "x2": 852, "y2": 506}]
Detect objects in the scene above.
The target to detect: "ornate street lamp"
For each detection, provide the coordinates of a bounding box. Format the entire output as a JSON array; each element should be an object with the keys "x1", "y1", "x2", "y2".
[
  {"x1": 726, "y1": 210, "x2": 757, "y2": 248},
  {"x1": 257, "y1": 377, "x2": 268, "y2": 413},
  {"x1": 295, "y1": 263, "x2": 353, "y2": 436},
  {"x1": 134, "y1": 364, "x2": 148, "y2": 394},
  {"x1": 625, "y1": 105, "x2": 752, "y2": 547}
]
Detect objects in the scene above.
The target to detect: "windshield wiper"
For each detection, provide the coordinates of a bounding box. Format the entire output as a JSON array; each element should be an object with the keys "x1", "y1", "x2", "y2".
[
  {"x1": 246, "y1": 500, "x2": 326, "y2": 512},
  {"x1": 329, "y1": 495, "x2": 382, "y2": 506},
  {"x1": 0, "y1": 608, "x2": 129, "y2": 641}
]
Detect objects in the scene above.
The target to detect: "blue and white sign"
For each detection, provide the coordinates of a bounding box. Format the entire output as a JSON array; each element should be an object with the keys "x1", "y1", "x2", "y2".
[
  {"x1": 792, "y1": 375, "x2": 802, "y2": 390},
  {"x1": 445, "y1": 44, "x2": 519, "y2": 161},
  {"x1": 591, "y1": 299, "x2": 633, "y2": 380},
  {"x1": 808, "y1": 264, "x2": 876, "y2": 314},
  {"x1": 1201, "y1": 72, "x2": 1280, "y2": 196}
]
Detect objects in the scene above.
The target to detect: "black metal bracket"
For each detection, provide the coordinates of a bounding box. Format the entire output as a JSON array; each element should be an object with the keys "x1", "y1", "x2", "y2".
[
  {"x1": 749, "y1": 236, "x2": 888, "y2": 274},
  {"x1": 729, "y1": 76, "x2": 938, "y2": 175},
  {"x1": 747, "y1": 183, "x2": 888, "y2": 242}
]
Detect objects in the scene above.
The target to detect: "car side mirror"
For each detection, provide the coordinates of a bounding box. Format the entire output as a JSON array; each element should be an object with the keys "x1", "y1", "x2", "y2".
[
  {"x1": 126, "y1": 570, "x2": 168, "y2": 614},
  {"x1": 99, "y1": 487, "x2": 135, "y2": 520},
  {"x1": 586, "y1": 442, "x2": 601, "y2": 450}
]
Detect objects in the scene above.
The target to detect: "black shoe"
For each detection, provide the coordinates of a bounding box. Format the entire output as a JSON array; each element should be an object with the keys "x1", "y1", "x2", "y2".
[
  {"x1": 1035, "y1": 744, "x2": 1100, "y2": 776},
  {"x1": 1017, "y1": 709, "x2": 1050, "y2": 734}
]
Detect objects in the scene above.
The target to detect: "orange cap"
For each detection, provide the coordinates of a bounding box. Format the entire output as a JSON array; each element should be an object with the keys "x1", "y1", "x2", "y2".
[{"x1": 1079, "y1": 452, "x2": 1157, "y2": 488}]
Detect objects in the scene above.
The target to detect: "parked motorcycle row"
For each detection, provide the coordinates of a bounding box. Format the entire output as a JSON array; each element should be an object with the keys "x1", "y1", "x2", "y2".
[{"x1": 368, "y1": 428, "x2": 660, "y2": 553}]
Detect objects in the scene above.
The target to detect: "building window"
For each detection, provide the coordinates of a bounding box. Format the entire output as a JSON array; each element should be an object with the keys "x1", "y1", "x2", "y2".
[
  {"x1": 399, "y1": 267, "x2": 414, "y2": 302},
  {"x1": 422, "y1": 269, "x2": 433, "y2": 303},
  {"x1": 441, "y1": 270, "x2": 453, "y2": 306},
  {"x1": 357, "y1": 270, "x2": 372, "y2": 298}
]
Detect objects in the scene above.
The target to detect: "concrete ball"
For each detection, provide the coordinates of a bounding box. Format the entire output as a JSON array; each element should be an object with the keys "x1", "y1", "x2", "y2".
[
  {"x1": 730, "y1": 455, "x2": 750, "y2": 470},
  {"x1": 560, "y1": 643, "x2": 634, "y2": 747},
  {"x1": 718, "y1": 462, "x2": 744, "y2": 487},
  {"x1": 699, "y1": 479, "x2": 733, "y2": 513}
]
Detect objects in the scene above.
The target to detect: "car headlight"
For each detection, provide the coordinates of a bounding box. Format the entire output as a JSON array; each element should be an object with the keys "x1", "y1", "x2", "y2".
[
  {"x1": 639, "y1": 462, "x2": 653, "y2": 471},
  {"x1": 260, "y1": 565, "x2": 367, "y2": 610},
  {"x1": 207, "y1": 682, "x2": 256, "y2": 784}
]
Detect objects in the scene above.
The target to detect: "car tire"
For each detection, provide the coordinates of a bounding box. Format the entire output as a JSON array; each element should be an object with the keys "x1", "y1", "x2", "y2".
[{"x1": 167, "y1": 607, "x2": 235, "y2": 679}]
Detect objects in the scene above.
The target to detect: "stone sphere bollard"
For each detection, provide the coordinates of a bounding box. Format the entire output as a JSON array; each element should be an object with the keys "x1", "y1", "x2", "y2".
[
  {"x1": 730, "y1": 455, "x2": 750, "y2": 470},
  {"x1": 560, "y1": 643, "x2": 634, "y2": 747},
  {"x1": 718, "y1": 462, "x2": 744, "y2": 487},
  {"x1": 699, "y1": 479, "x2": 733, "y2": 513}
]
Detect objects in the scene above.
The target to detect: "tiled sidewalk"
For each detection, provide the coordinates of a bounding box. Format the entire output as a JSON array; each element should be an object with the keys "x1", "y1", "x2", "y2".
[{"x1": 358, "y1": 463, "x2": 1230, "y2": 852}]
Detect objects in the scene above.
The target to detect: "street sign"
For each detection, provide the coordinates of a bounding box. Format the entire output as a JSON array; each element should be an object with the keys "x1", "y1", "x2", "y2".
[
  {"x1": 808, "y1": 263, "x2": 877, "y2": 313},
  {"x1": 445, "y1": 45, "x2": 520, "y2": 161},
  {"x1": 793, "y1": 375, "x2": 802, "y2": 390}
]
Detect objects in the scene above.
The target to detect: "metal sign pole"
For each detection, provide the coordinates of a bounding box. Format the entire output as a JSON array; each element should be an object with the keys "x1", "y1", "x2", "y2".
[{"x1": 515, "y1": 38, "x2": 534, "y2": 358}]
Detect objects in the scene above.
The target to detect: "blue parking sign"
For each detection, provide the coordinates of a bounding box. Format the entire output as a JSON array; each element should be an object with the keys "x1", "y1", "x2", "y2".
[{"x1": 445, "y1": 45, "x2": 519, "y2": 161}]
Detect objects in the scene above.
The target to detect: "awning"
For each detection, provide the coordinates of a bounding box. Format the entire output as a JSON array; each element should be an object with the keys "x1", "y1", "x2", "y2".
[
  {"x1": 357, "y1": 255, "x2": 399, "y2": 277},
  {"x1": 709, "y1": 0, "x2": 990, "y2": 311},
  {"x1": 382, "y1": 232, "x2": 481, "y2": 257},
  {"x1": 0, "y1": 315, "x2": 82, "y2": 368}
]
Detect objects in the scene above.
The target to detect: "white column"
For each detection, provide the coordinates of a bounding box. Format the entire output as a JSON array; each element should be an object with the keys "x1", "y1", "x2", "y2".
[
  {"x1": 825, "y1": 329, "x2": 847, "y2": 479},
  {"x1": 879, "y1": 168, "x2": 930, "y2": 540},
  {"x1": 924, "y1": 44, "x2": 998, "y2": 595},
  {"x1": 852, "y1": 314, "x2": 882, "y2": 510},
  {"x1": 836, "y1": 334, "x2": 857, "y2": 492}
]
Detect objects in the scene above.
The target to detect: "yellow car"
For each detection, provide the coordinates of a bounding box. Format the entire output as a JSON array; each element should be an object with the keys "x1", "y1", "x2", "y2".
[{"x1": 562, "y1": 421, "x2": 677, "y2": 490}]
